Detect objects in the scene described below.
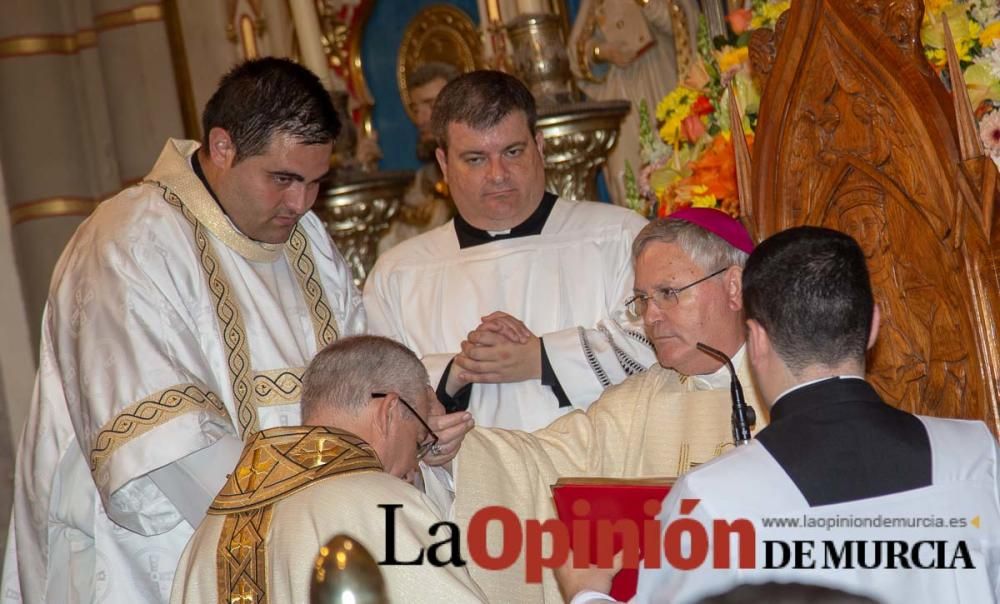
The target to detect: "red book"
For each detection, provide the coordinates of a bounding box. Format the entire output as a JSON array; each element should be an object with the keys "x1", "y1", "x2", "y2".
[{"x1": 551, "y1": 477, "x2": 673, "y2": 601}]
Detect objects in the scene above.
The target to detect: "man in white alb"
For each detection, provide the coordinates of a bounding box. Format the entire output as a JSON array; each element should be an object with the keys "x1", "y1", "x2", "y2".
[
  {"x1": 364, "y1": 70, "x2": 654, "y2": 432},
  {"x1": 2, "y1": 58, "x2": 365, "y2": 604}
]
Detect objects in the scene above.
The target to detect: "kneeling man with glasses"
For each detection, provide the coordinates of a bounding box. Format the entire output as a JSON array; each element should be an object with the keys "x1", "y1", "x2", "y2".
[{"x1": 171, "y1": 335, "x2": 487, "y2": 604}]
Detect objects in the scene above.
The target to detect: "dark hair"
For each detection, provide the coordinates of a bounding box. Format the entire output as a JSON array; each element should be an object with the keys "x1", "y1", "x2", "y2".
[
  {"x1": 201, "y1": 57, "x2": 340, "y2": 161},
  {"x1": 408, "y1": 61, "x2": 461, "y2": 90},
  {"x1": 742, "y1": 226, "x2": 874, "y2": 373},
  {"x1": 431, "y1": 70, "x2": 537, "y2": 150}
]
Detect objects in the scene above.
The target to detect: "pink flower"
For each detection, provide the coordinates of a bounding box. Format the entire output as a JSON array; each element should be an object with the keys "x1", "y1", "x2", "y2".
[
  {"x1": 681, "y1": 115, "x2": 707, "y2": 143},
  {"x1": 979, "y1": 110, "x2": 1000, "y2": 156},
  {"x1": 726, "y1": 8, "x2": 753, "y2": 35}
]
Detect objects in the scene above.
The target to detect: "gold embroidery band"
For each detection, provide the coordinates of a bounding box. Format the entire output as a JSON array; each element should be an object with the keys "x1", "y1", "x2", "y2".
[
  {"x1": 10, "y1": 197, "x2": 100, "y2": 225},
  {"x1": 211, "y1": 427, "x2": 382, "y2": 604},
  {"x1": 285, "y1": 226, "x2": 339, "y2": 350},
  {"x1": 193, "y1": 214, "x2": 257, "y2": 439},
  {"x1": 209, "y1": 427, "x2": 382, "y2": 513},
  {"x1": 89, "y1": 384, "x2": 229, "y2": 475},
  {"x1": 158, "y1": 184, "x2": 258, "y2": 440},
  {"x1": 253, "y1": 368, "x2": 305, "y2": 407},
  {"x1": 217, "y1": 506, "x2": 273, "y2": 604}
]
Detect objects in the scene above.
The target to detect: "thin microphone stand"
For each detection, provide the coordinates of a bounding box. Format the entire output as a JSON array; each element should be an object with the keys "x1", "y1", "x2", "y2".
[{"x1": 696, "y1": 342, "x2": 755, "y2": 446}]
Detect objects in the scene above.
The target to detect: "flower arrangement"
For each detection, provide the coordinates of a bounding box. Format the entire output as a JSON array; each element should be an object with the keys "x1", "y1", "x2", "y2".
[
  {"x1": 626, "y1": 0, "x2": 1000, "y2": 219},
  {"x1": 920, "y1": 0, "x2": 1000, "y2": 165},
  {"x1": 625, "y1": 2, "x2": 764, "y2": 218}
]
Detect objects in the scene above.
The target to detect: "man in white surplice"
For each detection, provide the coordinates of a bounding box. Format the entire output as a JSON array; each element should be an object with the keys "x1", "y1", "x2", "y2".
[
  {"x1": 364, "y1": 70, "x2": 654, "y2": 432},
  {"x1": 2, "y1": 58, "x2": 365, "y2": 604}
]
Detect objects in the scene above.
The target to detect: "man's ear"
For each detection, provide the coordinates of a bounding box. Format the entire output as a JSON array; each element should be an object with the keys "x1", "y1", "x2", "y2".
[
  {"x1": 534, "y1": 130, "x2": 545, "y2": 156},
  {"x1": 371, "y1": 393, "x2": 396, "y2": 439},
  {"x1": 435, "y1": 146, "x2": 449, "y2": 182},
  {"x1": 746, "y1": 318, "x2": 770, "y2": 368},
  {"x1": 207, "y1": 127, "x2": 236, "y2": 169},
  {"x1": 867, "y1": 303, "x2": 882, "y2": 351},
  {"x1": 725, "y1": 266, "x2": 744, "y2": 311}
]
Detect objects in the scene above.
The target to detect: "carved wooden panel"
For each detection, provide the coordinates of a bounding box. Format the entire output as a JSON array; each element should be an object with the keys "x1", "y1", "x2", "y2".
[{"x1": 750, "y1": 0, "x2": 1000, "y2": 434}]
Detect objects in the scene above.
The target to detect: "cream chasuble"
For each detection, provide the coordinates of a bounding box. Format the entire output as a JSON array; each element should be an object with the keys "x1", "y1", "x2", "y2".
[
  {"x1": 452, "y1": 358, "x2": 767, "y2": 604},
  {"x1": 364, "y1": 198, "x2": 653, "y2": 431},
  {"x1": 171, "y1": 426, "x2": 488, "y2": 604},
  {"x1": 3, "y1": 139, "x2": 364, "y2": 604}
]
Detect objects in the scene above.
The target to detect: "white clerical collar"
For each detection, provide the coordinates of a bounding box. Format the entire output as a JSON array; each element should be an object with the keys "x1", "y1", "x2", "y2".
[
  {"x1": 687, "y1": 344, "x2": 745, "y2": 391},
  {"x1": 773, "y1": 374, "x2": 866, "y2": 404}
]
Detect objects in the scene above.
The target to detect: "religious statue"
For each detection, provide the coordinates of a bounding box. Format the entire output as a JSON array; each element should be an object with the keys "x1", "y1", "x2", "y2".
[
  {"x1": 569, "y1": 0, "x2": 699, "y2": 205},
  {"x1": 378, "y1": 62, "x2": 458, "y2": 254}
]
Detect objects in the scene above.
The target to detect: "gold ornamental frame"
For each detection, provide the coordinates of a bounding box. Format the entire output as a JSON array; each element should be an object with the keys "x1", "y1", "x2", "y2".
[{"x1": 397, "y1": 4, "x2": 484, "y2": 122}]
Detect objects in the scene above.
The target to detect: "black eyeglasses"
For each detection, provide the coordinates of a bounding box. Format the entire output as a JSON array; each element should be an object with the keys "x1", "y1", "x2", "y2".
[
  {"x1": 625, "y1": 267, "x2": 728, "y2": 316},
  {"x1": 371, "y1": 392, "x2": 440, "y2": 460}
]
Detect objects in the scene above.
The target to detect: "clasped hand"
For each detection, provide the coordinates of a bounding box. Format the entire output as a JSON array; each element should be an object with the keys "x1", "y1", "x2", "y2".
[{"x1": 446, "y1": 311, "x2": 542, "y2": 393}]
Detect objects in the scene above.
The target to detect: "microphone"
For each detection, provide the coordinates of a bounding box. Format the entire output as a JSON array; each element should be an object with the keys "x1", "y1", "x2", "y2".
[{"x1": 696, "y1": 342, "x2": 755, "y2": 446}]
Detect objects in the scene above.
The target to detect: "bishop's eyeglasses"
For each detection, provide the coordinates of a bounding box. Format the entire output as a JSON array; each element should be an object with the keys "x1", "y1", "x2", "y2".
[
  {"x1": 371, "y1": 392, "x2": 440, "y2": 460},
  {"x1": 625, "y1": 267, "x2": 728, "y2": 317}
]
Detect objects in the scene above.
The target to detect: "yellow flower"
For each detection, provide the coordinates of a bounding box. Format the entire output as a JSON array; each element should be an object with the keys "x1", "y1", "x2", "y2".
[
  {"x1": 926, "y1": 48, "x2": 947, "y2": 67},
  {"x1": 750, "y1": 1, "x2": 790, "y2": 29},
  {"x1": 980, "y1": 22, "x2": 1000, "y2": 48},
  {"x1": 924, "y1": 0, "x2": 953, "y2": 14},
  {"x1": 655, "y1": 86, "x2": 700, "y2": 145},
  {"x1": 716, "y1": 46, "x2": 750, "y2": 73},
  {"x1": 690, "y1": 185, "x2": 716, "y2": 208}
]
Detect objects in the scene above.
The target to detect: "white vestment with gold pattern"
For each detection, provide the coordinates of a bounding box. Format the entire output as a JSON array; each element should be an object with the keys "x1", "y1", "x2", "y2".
[
  {"x1": 1, "y1": 139, "x2": 364, "y2": 604},
  {"x1": 450, "y1": 354, "x2": 766, "y2": 604},
  {"x1": 171, "y1": 426, "x2": 487, "y2": 604}
]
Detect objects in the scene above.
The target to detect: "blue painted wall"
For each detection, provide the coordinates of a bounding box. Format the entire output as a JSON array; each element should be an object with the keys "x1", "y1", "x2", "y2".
[{"x1": 363, "y1": 0, "x2": 480, "y2": 170}]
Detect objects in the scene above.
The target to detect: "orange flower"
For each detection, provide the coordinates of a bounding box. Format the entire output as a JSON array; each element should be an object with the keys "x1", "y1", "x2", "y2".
[{"x1": 675, "y1": 133, "x2": 755, "y2": 215}]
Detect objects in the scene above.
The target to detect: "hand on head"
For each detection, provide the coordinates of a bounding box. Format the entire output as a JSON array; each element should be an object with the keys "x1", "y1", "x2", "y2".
[{"x1": 422, "y1": 398, "x2": 475, "y2": 466}]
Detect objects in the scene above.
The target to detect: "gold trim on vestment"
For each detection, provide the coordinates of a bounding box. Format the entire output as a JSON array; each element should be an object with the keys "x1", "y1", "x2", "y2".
[
  {"x1": 146, "y1": 139, "x2": 284, "y2": 263},
  {"x1": 217, "y1": 505, "x2": 273, "y2": 604},
  {"x1": 145, "y1": 140, "x2": 344, "y2": 440},
  {"x1": 253, "y1": 368, "x2": 305, "y2": 407},
  {"x1": 209, "y1": 426, "x2": 382, "y2": 513},
  {"x1": 0, "y1": 31, "x2": 97, "y2": 58},
  {"x1": 159, "y1": 185, "x2": 259, "y2": 440},
  {"x1": 285, "y1": 227, "x2": 339, "y2": 350},
  {"x1": 89, "y1": 384, "x2": 229, "y2": 475},
  {"x1": 10, "y1": 197, "x2": 101, "y2": 225},
  {"x1": 211, "y1": 426, "x2": 382, "y2": 604},
  {"x1": 94, "y1": 3, "x2": 164, "y2": 31}
]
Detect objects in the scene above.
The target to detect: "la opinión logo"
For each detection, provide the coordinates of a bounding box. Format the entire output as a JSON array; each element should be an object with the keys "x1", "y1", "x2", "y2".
[{"x1": 377, "y1": 499, "x2": 976, "y2": 580}]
